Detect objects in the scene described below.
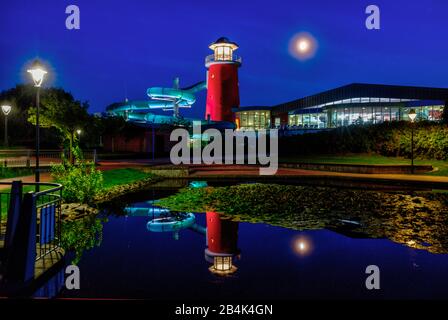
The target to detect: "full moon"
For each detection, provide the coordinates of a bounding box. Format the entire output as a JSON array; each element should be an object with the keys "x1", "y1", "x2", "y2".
[
  {"x1": 289, "y1": 32, "x2": 318, "y2": 61},
  {"x1": 297, "y1": 40, "x2": 310, "y2": 52}
]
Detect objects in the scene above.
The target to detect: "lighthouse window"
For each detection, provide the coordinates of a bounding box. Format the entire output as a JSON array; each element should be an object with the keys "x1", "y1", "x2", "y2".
[
  {"x1": 213, "y1": 256, "x2": 233, "y2": 271},
  {"x1": 214, "y1": 46, "x2": 233, "y2": 61}
]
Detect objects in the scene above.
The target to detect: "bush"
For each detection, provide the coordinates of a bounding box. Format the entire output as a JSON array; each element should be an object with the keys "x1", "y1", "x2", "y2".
[
  {"x1": 280, "y1": 121, "x2": 448, "y2": 160},
  {"x1": 51, "y1": 147, "x2": 103, "y2": 203}
]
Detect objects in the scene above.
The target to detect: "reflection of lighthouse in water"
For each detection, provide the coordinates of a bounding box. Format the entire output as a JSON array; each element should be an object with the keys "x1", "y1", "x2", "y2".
[
  {"x1": 204, "y1": 212, "x2": 240, "y2": 275},
  {"x1": 129, "y1": 200, "x2": 241, "y2": 276}
]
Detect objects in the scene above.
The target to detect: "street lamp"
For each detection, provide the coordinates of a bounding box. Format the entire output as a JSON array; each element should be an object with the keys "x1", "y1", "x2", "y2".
[
  {"x1": 1, "y1": 105, "x2": 12, "y2": 147},
  {"x1": 76, "y1": 129, "x2": 82, "y2": 146},
  {"x1": 27, "y1": 59, "x2": 47, "y2": 187},
  {"x1": 408, "y1": 109, "x2": 417, "y2": 174}
]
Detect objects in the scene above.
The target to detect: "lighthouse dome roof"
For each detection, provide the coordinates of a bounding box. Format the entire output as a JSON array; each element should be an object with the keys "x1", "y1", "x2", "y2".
[{"x1": 209, "y1": 37, "x2": 239, "y2": 50}]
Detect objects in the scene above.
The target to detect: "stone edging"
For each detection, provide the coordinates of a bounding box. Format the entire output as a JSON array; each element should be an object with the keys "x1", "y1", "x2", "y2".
[{"x1": 62, "y1": 176, "x2": 162, "y2": 221}]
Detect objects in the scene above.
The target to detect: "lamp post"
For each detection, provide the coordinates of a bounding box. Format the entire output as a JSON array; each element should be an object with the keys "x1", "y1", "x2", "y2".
[
  {"x1": 408, "y1": 109, "x2": 417, "y2": 174},
  {"x1": 1, "y1": 105, "x2": 12, "y2": 147},
  {"x1": 27, "y1": 60, "x2": 47, "y2": 188}
]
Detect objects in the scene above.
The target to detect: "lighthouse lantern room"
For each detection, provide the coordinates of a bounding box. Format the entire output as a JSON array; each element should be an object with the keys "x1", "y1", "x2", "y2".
[{"x1": 209, "y1": 37, "x2": 239, "y2": 61}]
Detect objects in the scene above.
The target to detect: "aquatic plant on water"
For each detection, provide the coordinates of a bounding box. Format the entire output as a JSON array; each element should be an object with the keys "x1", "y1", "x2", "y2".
[{"x1": 155, "y1": 184, "x2": 448, "y2": 254}]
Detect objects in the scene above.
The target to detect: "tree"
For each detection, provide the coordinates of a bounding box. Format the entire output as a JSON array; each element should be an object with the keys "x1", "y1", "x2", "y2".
[
  {"x1": 0, "y1": 84, "x2": 41, "y2": 146},
  {"x1": 442, "y1": 101, "x2": 448, "y2": 124},
  {"x1": 28, "y1": 88, "x2": 91, "y2": 162}
]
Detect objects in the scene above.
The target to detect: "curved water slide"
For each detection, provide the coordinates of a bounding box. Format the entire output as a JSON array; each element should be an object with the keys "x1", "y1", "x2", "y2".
[{"x1": 108, "y1": 79, "x2": 207, "y2": 120}]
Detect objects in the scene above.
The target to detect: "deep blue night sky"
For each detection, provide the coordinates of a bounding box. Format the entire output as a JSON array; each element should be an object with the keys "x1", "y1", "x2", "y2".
[{"x1": 1, "y1": 0, "x2": 447, "y2": 117}]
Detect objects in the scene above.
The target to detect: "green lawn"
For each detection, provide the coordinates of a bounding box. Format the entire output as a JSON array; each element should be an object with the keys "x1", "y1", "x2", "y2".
[
  {"x1": 0, "y1": 168, "x2": 152, "y2": 218},
  {"x1": 280, "y1": 154, "x2": 448, "y2": 176},
  {"x1": 0, "y1": 167, "x2": 34, "y2": 179},
  {"x1": 101, "y1": 168, "x2": 153, "y2": 189},
  {"x1": 0, "y1": 184, "x2": 56, "y2": 218}
]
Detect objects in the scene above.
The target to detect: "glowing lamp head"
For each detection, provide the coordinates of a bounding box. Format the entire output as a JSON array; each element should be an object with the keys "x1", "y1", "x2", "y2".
[
  {"x1": 209, "y1": 37, "x2": 239, "y2": 61},
  {"x1": 1, "y1": 105, "x2": 12, "y2": 116},
  {"x1": 408, "y1": 109, "x2": 417, "y2": 122},
  {"x1": 27, "y1": 60, "x2": 47, "y2": 87},
  {"x1": 76, "y1": 129, "x2": 82, "y2": 135}
]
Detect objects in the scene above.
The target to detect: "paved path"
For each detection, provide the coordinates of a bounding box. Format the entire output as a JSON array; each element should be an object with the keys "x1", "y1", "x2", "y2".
[
  {"x1": 0, "y1": 159, "x2": 169, "y2": 190},
  {"x1": 1, "y1": 161, "x2": 447, "y2": 191},
  {"x1": 0, "y1": 173, "x2": 53, "y2": 191},
  {"x1": 187, "y1": 164, "x2": 448, "y2": 187}
]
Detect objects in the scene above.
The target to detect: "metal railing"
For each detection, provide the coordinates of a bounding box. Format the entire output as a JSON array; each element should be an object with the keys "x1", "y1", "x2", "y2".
[
  {"x1": 0, "y1": 149, "x2": 97, "y2": 168},
  {"x1": 0, "y1": 189, "x2": 11, "y2": 248},
  {"x1": 33, "y1": 183, "x2": 63, "y2": 261},
  {"x1": 205, "y1": 54, "x2": 242, "y2": 67},
  {"x1": 0, "y1": 181, "x2": 63, "y2": 263}
]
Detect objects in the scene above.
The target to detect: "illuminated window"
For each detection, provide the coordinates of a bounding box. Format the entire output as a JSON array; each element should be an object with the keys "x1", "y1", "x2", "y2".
[
  {"x1": 238, "y1": 110, "x2": 271, "y2": 130},
  {"x1": 213, "y1": 256, "x2": 232, "y2": 272},
  {"x1": 359, "y1": 98, "x2": 368, "y2": 103},
  {"x1": 214, "y1": 45, "x2": 234, "y2": 61}
]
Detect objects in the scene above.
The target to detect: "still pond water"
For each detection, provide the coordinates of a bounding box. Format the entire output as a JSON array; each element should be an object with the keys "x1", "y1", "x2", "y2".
[{"x1": 55, "y1": 185, "x2": 448, "y2": 300}]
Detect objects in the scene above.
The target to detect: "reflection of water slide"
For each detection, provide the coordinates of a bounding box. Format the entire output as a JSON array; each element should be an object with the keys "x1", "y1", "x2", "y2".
[
  {"x1": 147, "y1": 212, "x2": 196, "y2": 241},
  {"x1": 125, "y1": 202, "x2": 206, "y2": 240}
]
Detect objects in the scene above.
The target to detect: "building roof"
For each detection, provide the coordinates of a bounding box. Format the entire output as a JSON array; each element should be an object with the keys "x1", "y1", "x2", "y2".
[
  {"x1": 209, "y1": 37, "x2": 239, "y2": 50},
  {"x1": 233, "y1": 106, "x2": 273, "y2": 112},
  {"x1": 271, "y1": 83, "x2": 448, "y2": 115}
]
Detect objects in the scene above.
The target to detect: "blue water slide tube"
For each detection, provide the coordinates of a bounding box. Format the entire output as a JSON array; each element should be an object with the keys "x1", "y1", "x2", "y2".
[{"x1": 108, "y1": 81, "x2": 206, "y2": 115}]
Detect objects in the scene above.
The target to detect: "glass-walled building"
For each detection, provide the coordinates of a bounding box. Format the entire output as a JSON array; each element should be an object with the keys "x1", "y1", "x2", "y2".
[
  {"x1": 322, "y1": 100, "x2": 444, "y2": 128},
  {"x1": 235, "y1": 84, "x2": 448, "y2": 130},
  {"x1": 288, "y1": 108, "x2": 327, "y2": 129},
  {"x1": 234, "y1": 107, "x2": 271, "y2": 130},
  {"x1": 266, "y1": 83, "x2": 448, "y2": 130}
]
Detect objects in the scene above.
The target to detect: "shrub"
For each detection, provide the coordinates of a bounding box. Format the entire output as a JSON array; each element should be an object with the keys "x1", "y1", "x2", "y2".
[
  {"x1": 51, "y1": 147, "x2": 103, "y2": 203},
  {"x1": 279, "y1": 121, "x2": 448, "y2": 160}
]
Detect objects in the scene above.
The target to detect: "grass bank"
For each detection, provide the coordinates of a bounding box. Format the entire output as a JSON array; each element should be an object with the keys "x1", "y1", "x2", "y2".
[
  {"x1": 280, "y1": 153, "x2": 448, "y2": 176},
  {"x1": 0, "y1": 167, "x2": 34, "y2": 179},
  {"x1": 102, "y1": 168, "x2": 154, "y2": 189},
  {"x1": 0, "y1": 168, "x2": 157, "y2": 218}
]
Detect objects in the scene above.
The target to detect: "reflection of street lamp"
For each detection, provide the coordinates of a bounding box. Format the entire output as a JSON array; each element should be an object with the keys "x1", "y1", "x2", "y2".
[
  {"x1": 1, "y1": 105, "x2": 12, "y2": 147},
  {"x1": 27, "y1": 59, "x2": 47, "y2": 186},
  {"x1": 409, "y1": 109, "x2": 417, "y2": 174}
]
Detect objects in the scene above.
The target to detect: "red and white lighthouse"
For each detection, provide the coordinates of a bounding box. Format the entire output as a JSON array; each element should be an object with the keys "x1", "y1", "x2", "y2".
[{"x1": 205, "y1": 37, "x2": 241, "y2": 122}]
